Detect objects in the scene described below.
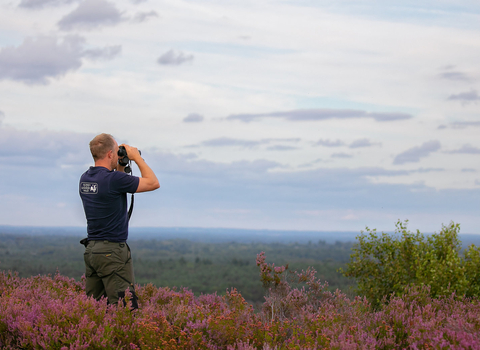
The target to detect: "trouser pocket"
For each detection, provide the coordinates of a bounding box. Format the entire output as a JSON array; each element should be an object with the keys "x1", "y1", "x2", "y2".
[{"x1": 89, "y1": 242, "x2": 127, "y2": 278}]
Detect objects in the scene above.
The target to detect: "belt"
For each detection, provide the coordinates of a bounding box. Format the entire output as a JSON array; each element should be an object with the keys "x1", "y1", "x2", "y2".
[{"x1": 88, "y1": 240, "x2": 127, "y2": 246}]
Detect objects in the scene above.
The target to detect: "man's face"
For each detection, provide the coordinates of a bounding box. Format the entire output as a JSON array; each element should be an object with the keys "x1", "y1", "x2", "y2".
[{"x1": 110, "y1": 141, "x2": 119, "y2": 170}]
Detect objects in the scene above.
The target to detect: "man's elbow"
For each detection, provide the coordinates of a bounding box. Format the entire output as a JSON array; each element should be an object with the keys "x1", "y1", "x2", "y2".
[
  {"x1": 147, "y1": 179, "x2": 160, "y2": 191},
  {"x1": 136, "y1": 178, "x2": 160, "y2": 193}
]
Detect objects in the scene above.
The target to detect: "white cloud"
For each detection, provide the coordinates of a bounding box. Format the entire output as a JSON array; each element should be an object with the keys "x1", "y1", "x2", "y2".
[
  {"x1": 448, "y1": 90, "x2": 480, "y2": 104},
  {"x1": 58, "y1": 0, "x2": 124, "y2": 31},
  {"x1": 331, "y1": 152, "x2": 353, "y2": 158},
  {"x1": 157, "y1": 49, "x2": 194, "y2": 65},
  {"x1": 443, "y1": 121, "x2": 480, "y2": 129},
  {"x1": 83, "y1": 45, "x2": 122, "y2": 61},
  {"x1": 188, "y1": 137, "x2": 301, "y2": 149},
  {"x1": 0, "y1": 125, "x2": 92, "y2": 165},
  {"x1": 315, "y1": 139, "x2": 345, "y2": 147},
  {"x1": 18, "y1": 0, "x2": 78, "y2": 9},
  {"x1": 349, "y1": 138, "x2": 380, "y2": 148},
  {"x1": 438, "y1": 65, "x2": 472, "y2": 81},
  {"x1": 195, "y1": 137, "x2": 264, "y2": 149},
  {"x1": 0, "y1": 36, "x2": 84, "y2": 84},
  {"x1": 226, "y1": 109, "x2": 413, "y2": 123},
  {"x1": 183, "y1": 113, "x2": 204, "y2": 123},
  {"x1": 266, "y1": 145, "x2": 298, "y2": 151},
  {"x1": 446, "y1": 144, "x2": 480, "y2": 154},
  {"x1": 132, "y1": 10, "x2": 159, "y2": 23},
  {"x1": 0, "y1": 36, "x2": 120, "y2": 84},
  {"x1": 393, "y1": 140, "x2": 441, "y2": 165}
]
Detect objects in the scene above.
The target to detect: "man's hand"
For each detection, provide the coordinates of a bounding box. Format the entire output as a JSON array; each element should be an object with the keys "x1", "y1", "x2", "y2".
[{"x1": 120, "y1": 144, "x2": 142, "y2": 162}]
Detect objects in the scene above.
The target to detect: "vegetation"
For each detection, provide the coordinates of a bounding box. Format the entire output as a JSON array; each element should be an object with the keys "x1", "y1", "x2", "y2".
[
  {"x1": 2, "y1": 221, "x2": 480, "y2": 347},
  {"x1": 341, "y1": 220, "x2": 480, "y2": 308},
  {"x1": 0, "y1": 234, "x2": 355, "y2": 303},
  {"x1": 1, "y1": 256, "x2": 480, "y2": 349}
]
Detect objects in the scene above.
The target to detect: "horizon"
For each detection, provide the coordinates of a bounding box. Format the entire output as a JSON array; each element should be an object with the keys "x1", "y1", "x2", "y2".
[{"x1": 2, "y1": 225, "x2": 480, "y2": 246}]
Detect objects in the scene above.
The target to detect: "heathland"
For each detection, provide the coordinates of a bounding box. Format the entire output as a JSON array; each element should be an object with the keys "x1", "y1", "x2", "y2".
[{"x1": 1, "y1": 223, "x2": 480, "y2": 348}]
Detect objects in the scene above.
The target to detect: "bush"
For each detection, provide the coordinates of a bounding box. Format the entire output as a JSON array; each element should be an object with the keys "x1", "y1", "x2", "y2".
[
  {"x1": 1, "y1": 256, "x2": 480, "y2": 348},
  {"x1": 340, "y1": 220, "x2": 480, "y2": 308}
]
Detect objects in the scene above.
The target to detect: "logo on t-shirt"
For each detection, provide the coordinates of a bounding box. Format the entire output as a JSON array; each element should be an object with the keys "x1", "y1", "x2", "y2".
[{"x1": 81, "y1": 182, "x2": 98, "y2": 194}]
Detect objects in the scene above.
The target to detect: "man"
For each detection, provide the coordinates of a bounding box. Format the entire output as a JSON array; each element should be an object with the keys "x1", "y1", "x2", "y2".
[{"x1": 79, "y1": 133, "x2": 159, "y2": 309}]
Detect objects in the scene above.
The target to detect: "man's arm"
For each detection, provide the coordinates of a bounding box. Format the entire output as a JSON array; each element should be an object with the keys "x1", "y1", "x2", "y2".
[{"x1": 121, "y1": 144, "x2": 160, "y2": 193}]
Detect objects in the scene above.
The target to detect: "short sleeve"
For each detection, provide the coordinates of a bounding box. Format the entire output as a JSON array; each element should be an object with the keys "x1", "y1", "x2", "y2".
[{"x1": 110, "y1": 171, "x2": 140, "y2": 193}]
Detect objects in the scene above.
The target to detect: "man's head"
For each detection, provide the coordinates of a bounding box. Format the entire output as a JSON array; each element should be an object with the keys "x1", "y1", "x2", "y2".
[{"x1": 89, "y1": 133, "x2": 119, "y2": 170}]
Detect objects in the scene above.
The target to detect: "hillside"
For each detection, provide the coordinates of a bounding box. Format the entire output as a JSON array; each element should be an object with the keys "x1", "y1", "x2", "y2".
[{"x1": 1, "y1": 262, "x2": 480, "y2": 349}]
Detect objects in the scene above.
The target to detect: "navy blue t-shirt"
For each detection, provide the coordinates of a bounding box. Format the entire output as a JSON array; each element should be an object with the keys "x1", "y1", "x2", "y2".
[{"x1": 79, "y1": 166, "x2": 140, "y2": 242}]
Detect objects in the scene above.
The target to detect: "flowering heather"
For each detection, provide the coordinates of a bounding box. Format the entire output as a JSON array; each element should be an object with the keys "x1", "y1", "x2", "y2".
[{"x1": 0, "y1": 253, "x2": 480, "y2": 349}]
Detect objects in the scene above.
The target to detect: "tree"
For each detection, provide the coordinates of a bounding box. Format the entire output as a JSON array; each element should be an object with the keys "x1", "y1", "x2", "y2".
[{"x1": 340, "y1": 220, "x2": 480, "y2": 308}]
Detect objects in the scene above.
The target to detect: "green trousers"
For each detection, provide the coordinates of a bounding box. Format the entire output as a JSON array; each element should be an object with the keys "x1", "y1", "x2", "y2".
[{"x1": 83, "y1": 240, "x2": 138, "y2": 308}]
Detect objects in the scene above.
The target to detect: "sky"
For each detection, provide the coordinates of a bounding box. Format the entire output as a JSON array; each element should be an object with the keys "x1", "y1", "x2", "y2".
[{"x1": 0, "y1": 0, "x2": 479, "y2": 234}]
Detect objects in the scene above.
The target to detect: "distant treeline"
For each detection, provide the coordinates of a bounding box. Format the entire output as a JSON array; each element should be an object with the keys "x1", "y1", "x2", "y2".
[{"x1": 0, "y1": 233, "x2": 355, "y2": 302}]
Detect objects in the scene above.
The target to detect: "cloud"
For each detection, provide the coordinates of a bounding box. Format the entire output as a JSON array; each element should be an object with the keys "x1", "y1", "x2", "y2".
[
  {"x1": 0, "y1": 36, "x2": 120, "y2": 84},
  {"x1": 393, "y1": 140, "x2": 441, "y2": 165},
  {"x1": 0, "y1": 125, "x2": 92, "y2": 169},
  {"x1": 189, "y1": 137, "x2": 301, "y2": 149},
  {"x1": 448, "y1": 89, "x2": 480, "y2": 104},
  {"x1": 3, "y1": 125, "x2": 480, "y2": 230},
  {"x1": 266, "y1": 145, "x2": 298, "y2": 151},
  {"x1": 411, "y1": 168, "x2": 444, "y2": 173},
  {"x1": 439, "y1": 71, "x2": 470, "y2": 81},
  {"x1": 331, "y1": 152, "x2": 353, "y2": 158},
  {"x1": 440, "y1": 121, "x2": 480, "y2": 129},
  {"x1": 145, "y1": 150, "x2": 283, "y2": 179},
  {"x1": 267, "y1": 138, "x2": 301, "y2": 143},
  {"x1": 194, "y1": 138, "x2": 264, "y2": 149},
  {"x1": 449, "y1": 121, "x2": 480, "y2": 129},
  {"x1": 315, "y1": 139, "x2": 345, "y2": 147},
  {"x1": 315, "y1": 138, "x2": 382, "y2": 151},
  {"x1": 183, "y1": 113, "x2": 204, "y2": 123},
  {"x1": 157, "y1": 49, "x2": 194, "y2": 65},
  {"x1": 226, "y1": 109, "x2": 413, "y2": 123},
  {"x1": 462, "y1": 168, "x2": 476, "y2": 173},
  {"x1": 58, "y1": 0, "x2": 124, "y2": 31},
  {"x1": 82, "y1": 45, "x2": 121, "y2": 60},
  {"x1": 299, "y1": 158, "x2": 328, "y2": 167},
  {"x1": 144, "y1": 150, "x2": 411, "y2": 189},
  {"x1": 19, "y1": 0, "x2": 78, "y2": 9},
  {"x1": 0, "y1": 111, "x2": 4, "y2": 124},
  {"x1": 446, "y1": 144, "x2": 480, "y2": 154},
  {"x1": 349, "y1": 138, "x2": 380, "y2": 148},
  {"x1": 438, "y1": 65, "x2": 471, "y2": 81},
  {"x1": 0, "y1": 36, "x2": 83, "y2": 84},
  {"x1": 132, "y1": 10, "x2": 159, "y2": 23}
]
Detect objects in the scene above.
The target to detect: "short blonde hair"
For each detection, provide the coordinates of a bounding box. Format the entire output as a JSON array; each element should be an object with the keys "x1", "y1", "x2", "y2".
[{"x1": 89, "y1": 133, "x2": 116, "y2": 161}]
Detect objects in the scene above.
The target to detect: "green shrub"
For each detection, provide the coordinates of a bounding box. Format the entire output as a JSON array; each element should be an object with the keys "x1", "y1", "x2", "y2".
[{"x1": 340, "y1": 220, "x2": 480, "y2": 308}]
